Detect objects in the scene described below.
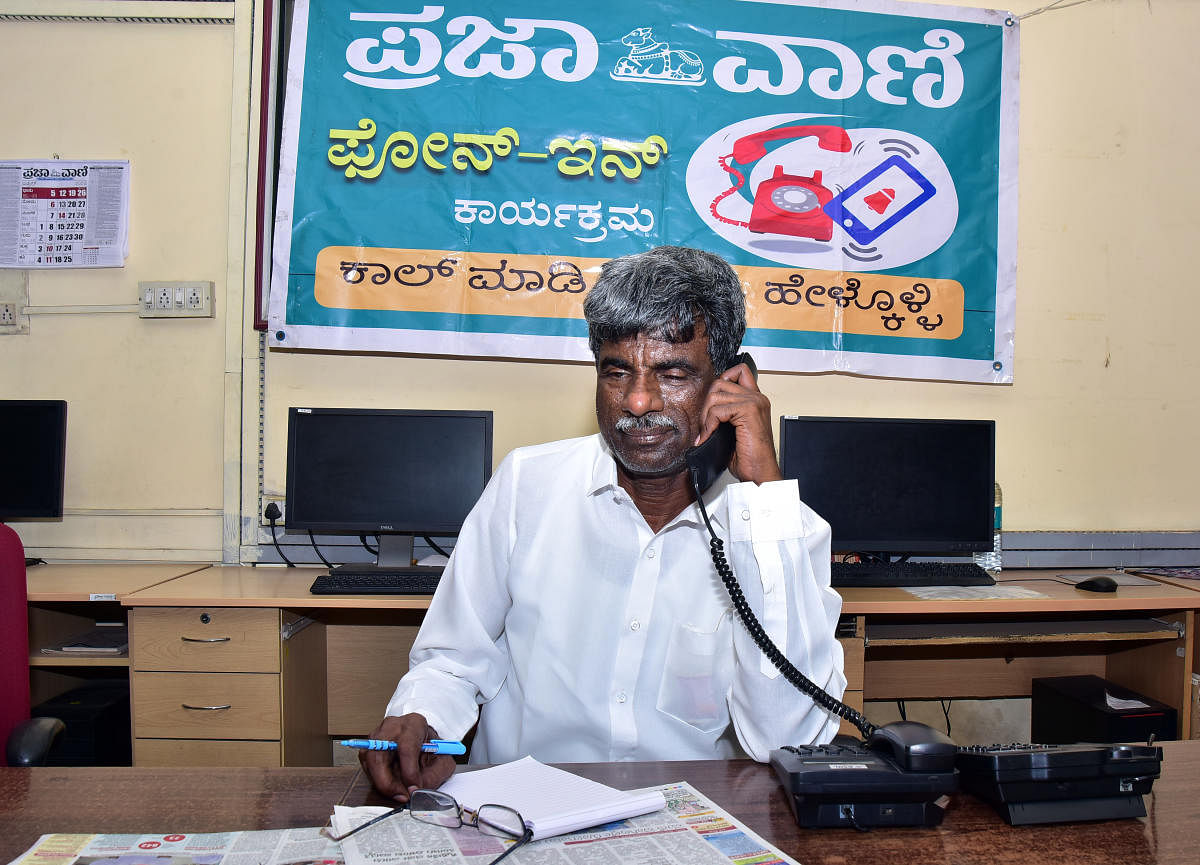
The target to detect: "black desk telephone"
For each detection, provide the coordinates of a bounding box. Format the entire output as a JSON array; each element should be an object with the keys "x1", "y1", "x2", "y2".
[{"x1": 683, "y1": 353, "x2": 1160, "y2": 829}]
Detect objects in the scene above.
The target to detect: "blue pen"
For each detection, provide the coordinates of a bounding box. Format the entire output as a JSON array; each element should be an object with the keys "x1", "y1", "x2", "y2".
[{"x1": 340, "y1": 738, "x2": 466, "y2": 755}]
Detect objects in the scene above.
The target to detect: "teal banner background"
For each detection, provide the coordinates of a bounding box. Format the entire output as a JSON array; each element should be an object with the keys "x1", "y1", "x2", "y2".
[{"x1": 269, "y1": 0, "x2": 1017, "y2": 383}]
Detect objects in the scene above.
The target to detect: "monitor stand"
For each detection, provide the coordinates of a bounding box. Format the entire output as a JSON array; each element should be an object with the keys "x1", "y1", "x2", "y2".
[{"x1": 328, "y1": 533, "x2": 441, "y2": 576}]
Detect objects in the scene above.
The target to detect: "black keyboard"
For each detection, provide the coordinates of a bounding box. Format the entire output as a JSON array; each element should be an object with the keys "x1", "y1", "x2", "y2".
[
  {"x1": 309, "y1": 566, "x2": 443, "y2": 595},
  {"x1": 955, "y1": 742, "x2": 1162, "y2": 825},
  {"x1": 830, "y1": 560, "x2": 995, "y2": 588}
]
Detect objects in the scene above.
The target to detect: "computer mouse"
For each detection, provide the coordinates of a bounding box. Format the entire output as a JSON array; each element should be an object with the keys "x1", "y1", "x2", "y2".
[{"x1": 1074, "y1": 575, "x2": 1118, "y2": 593}]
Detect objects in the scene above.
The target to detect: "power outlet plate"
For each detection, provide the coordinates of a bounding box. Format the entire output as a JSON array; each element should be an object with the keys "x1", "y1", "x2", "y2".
[
  {"x1": 0, "y1": 273, "x2": 30, "y2": 335},
  {"x1": 138, "y1": 281, "x2": 215, "y2": 318},
  {"x1": 261, "y1": 496, "x2": 286, "y2": 527}
]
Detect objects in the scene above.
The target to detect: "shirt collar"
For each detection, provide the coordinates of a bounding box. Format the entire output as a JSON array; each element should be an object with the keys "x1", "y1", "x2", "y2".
[{"x1": 588, "y1": 434, "x2": 729, "y2": 530}]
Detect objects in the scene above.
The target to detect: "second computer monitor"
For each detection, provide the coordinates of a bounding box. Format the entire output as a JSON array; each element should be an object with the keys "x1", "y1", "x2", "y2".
[
  {"x1": 778, "y1": 416, "x2": 995, "y2": 558},
  {"x1": 0, "y1": 399, "x2": 68, "y2": 521},
  {"x1": 285, "y1": 407, "x2": 493, "y2": 568}
]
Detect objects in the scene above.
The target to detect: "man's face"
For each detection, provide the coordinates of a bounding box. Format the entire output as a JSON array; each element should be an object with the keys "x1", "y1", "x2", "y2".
[{"x1": 595, "y1": 326, "x2": 716, "y2": 478}]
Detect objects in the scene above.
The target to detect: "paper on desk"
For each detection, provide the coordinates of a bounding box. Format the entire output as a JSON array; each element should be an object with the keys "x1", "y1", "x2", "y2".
[
  {"x1": 1105, "y1": 691, "x2": 1151, "y2": 711},
  {"x1": 439, "y1": 755, "x2": 666, "y2": 840},
  {"x1": 333, "y1": 780, "x2": 797, "y2": 865},
  {"x1": 6, "y1": 828, "x2": 342, "y2": 865},
  {"x1": 903, "y1": 585, "x2": 1049, "y2": 600}
]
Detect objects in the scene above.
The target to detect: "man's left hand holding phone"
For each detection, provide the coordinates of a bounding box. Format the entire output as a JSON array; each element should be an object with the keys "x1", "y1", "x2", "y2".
[
  {"x1": 359, "y1": 712, "x2": 457, "y2": 801},
  {"x1": 696, "y1": 354, "x2": 783, "y2": 486}
]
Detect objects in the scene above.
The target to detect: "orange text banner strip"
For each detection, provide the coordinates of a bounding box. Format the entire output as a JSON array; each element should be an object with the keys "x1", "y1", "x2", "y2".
[{"x1": 315, "y1": 247, "x2": 964, "y2": 339}]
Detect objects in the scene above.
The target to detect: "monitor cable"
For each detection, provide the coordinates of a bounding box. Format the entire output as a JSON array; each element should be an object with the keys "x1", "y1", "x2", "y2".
[
  {"x1": 263, "y1": 502, "x2": 295, "y2": 567},
  {"x1": 423, "y1": 536, "x2": 450, "y2": 558},
  {"x1": 689, "y1": 475, "x2": 875, "y2": 739},
  {"x1": 307, "y1": 530, "x2": 333, "y2": 568},
  {"x1": 360, "y1": 534, "x2": 379, "y2": 555}
]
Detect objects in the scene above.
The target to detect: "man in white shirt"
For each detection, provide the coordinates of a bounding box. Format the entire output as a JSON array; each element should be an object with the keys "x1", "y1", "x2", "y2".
[{"x1": 361, "y1": 245, "x2": 846, "y2": 800}]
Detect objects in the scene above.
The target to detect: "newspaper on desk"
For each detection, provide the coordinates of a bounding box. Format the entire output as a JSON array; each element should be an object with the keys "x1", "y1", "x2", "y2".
[
  {"x1": 334, "y1": 781, "x2": 798, "y2": 865},
  {"x1": 5, "y1": 826, "x2": 342, "y2": 865},
  {"x1": 8, "y1": 782, "x2": 798, "y2": 865}
]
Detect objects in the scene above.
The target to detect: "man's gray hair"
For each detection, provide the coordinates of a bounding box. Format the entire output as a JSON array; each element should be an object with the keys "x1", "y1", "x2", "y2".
[{"x1": 582, "y1": 245, "x2": 746, "y2": 373}]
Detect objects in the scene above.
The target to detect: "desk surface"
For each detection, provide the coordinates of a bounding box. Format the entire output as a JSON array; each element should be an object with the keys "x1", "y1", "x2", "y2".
[
  {"x1": 121, "y1": 565, "x2": 434, "y2": 609},
  {"x1": 110, "y1": 565, "x2": 1200, "y2": 614},
  {"x1": 1, "y1": 740, "x2": 1197, "y2": 865},
  {"x1": 23, "y1": 562, "x2": 1200, "y2": 612},
  {"x1": 838, "y1": 568, "x2": 1200, "y2": 614},
  {"x1": 25, "y1": 562, "x2": 209, "y2": 602}
]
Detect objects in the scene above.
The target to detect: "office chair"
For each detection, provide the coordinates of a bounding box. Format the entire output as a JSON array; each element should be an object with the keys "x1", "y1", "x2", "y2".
[{"x1": 1, "y1": 522, "x2": 64, "y2": 766}]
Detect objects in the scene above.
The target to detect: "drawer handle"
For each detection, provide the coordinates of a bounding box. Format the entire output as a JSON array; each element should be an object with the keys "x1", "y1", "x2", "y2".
[
  {"x1": 181, "y1": 636, "x2": 231, "y2": 643},
  {"x1": 181, "y1": 703, "x2": 233, "y2": 711}
]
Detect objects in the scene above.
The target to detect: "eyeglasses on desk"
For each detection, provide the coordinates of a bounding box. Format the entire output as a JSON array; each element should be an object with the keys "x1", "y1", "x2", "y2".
[{"x1": 324, "y1": 788, "x2": 532, "y2": 865}]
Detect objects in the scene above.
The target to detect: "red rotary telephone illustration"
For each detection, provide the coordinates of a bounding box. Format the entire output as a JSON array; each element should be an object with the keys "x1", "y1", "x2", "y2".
[{"x1": 710, "y1": 125, "x2": 853, "y2": 242}]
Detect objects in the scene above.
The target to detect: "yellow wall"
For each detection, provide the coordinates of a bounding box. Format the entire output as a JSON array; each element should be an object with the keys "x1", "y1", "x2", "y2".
[
  {"x1": 2, "y1": 0, "x2": 1197, "y2": 564},
  {"x1": 1, "y1": 6, "x2": 237, "y2": 559}
]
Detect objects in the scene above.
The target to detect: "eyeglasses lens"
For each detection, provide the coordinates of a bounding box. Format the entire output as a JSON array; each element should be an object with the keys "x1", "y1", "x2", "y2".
[
  {"x1": 476, "y1": 804, "x2": 526, "y2": 839},
  {"x1": 410, "y1": 789, "x2": 462, "y2": 828}
]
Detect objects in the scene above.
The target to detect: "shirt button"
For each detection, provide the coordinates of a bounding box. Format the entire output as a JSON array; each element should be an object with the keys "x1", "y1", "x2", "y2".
[
  {"x1": 630, "y1": 619, "x2": 641, "y2": 631},
  {"x1": 646, "y1": 548, "x2": 656, "y2": 559},
  {"x1": 616, "y1": 691, "x2": 628, "y2": 703},
  {"x1": 741, "y1": 509, "x2": 751, "y2": 521}
]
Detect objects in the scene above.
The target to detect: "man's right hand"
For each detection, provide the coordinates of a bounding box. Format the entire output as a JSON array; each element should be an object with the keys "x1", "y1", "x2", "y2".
[{"x1": 358, "y1": 713, "x2": 458, "y2": 801}]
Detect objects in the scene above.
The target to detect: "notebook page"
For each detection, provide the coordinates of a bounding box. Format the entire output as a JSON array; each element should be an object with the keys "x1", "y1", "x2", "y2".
[{"x1": 439, "y1": 756, "x2": 666, "y2": 840}]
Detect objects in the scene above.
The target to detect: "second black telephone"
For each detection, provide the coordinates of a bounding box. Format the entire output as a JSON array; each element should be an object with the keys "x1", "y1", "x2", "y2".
[{"x1": 683, "y1": 351, "x2": 959, "y2": 825}]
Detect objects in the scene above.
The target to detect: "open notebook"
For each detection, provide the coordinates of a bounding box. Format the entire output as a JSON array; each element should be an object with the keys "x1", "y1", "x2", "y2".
[{"x1": 439, "y1": 756, "x2": 666, "y2": 840}]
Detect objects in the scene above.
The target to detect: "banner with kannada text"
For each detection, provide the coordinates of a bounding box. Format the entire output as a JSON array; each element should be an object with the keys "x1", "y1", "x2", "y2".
[{"x1": 269, "y1": 0, "x2": 1018, "y2": 383}]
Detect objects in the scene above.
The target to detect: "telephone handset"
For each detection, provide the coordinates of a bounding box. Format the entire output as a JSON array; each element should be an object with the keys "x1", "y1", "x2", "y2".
[
  {"x1": 684, "y1": 355, "x2": 956, "y2": 774},
  {"x1": 711, "y1": 125, "x2": 854, "y2": 242},
  {"x1": 684, "y1": 352, "x2": 757, "y2": 494},
  {"x1": 730, "y1": 125, "x2": 852, "y2": 164}
]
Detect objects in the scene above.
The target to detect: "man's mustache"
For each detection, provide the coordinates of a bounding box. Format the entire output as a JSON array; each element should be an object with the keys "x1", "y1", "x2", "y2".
[{"x1": 615, "y1": 414, "x2": 678, "y2": 433}]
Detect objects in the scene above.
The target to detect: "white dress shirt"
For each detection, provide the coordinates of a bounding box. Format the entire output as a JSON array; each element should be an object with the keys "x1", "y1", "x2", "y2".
[{"x1": 386, "y1": 433, "x2": 846, "y2": 763}]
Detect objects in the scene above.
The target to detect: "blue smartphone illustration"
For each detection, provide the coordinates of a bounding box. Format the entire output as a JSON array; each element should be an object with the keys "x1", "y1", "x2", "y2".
[{"x1": 823, "y1": 154, "x2": 937, "y2": 245}]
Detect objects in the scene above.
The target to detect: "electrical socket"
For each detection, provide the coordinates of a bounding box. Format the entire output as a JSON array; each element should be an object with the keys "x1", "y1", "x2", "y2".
[
  {"x1": 138, "y1": 281, "x2": 215, "y2": 318},
  {"x1": 261, "y1": 496, "x2": 286, "y2": 527},
  {"x1": 0, "y1": 273, "x2": 30, "y2": 335}
]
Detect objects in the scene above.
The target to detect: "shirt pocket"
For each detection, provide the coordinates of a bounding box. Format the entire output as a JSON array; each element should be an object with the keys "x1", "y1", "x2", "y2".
[{"x1": 655, "y1": 617, "x2": 733, "y2": 734}]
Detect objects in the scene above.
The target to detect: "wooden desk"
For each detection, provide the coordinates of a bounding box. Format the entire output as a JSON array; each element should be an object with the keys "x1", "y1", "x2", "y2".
[
  {"x1": 121, "y1": 565, "x2": 428, "y2": 765},
  {"x1": 124, "y1": 565, "x2": 1200, "y2": 764},
  {"x1": 839, "y1": 569, "x2": 1200, "y2": 738},
  {"x1": 25, "y1": 563, "x2": 209, "y2": 705},
  {"x1": 30, "y1": 563, "x2": 1200, "y2": 766},
  {"x1": 2, "y1": 740, "x2": 1198, "y2": 865}
]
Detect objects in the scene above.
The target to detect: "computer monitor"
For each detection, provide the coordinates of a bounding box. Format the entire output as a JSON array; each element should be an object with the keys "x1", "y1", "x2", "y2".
[
  {"x1": 778, "y1": 416, "x2": 995, "y2": 558},
  {"x1": 0, "y1": 400, "x2": 67, "y2": 521},
  {"x1": 285, "y1": 407, "x2": 493, "y2": 571}
]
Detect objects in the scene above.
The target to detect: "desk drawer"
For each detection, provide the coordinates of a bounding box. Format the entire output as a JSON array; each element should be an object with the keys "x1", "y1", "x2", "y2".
[
  {"x1": 133, "y1": 607, "x2": 280, "y2": 672},
  {"x1": 133, "y1": 671, "x2": 281, "y2": 739},
  {"x1": 135, "y1": 738, "x2": 282, "y2": 767}
]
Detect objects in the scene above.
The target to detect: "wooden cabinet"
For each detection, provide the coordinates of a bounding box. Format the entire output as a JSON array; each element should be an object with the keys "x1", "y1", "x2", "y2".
[
  {"x1": 837, "y1": 615, "x2": 866, "y2": 737},
  {"x1": 26, "y1": 564, "x2": 208, "y2": 714},
  {"x1": 129, "y1": 606, "x2": 329, "y2": 767}
]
